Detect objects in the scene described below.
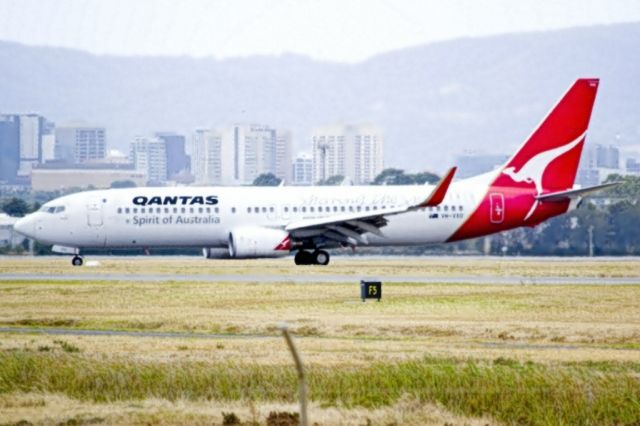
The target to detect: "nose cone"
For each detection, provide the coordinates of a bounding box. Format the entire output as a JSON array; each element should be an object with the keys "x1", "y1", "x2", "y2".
[{"x1": 13, "y1": 215, "x2": 35, "y2": 239}]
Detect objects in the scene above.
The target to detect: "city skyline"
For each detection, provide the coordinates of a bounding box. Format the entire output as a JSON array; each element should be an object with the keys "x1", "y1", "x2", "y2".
[{"x1": 2, "y1": 108, "x2": 638, "y2": 191}]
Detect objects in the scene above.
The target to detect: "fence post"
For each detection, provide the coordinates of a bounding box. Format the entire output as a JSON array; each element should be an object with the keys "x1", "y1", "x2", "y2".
[{"x1": 280, "y1": 322, "x2": 308, "y2": 426}]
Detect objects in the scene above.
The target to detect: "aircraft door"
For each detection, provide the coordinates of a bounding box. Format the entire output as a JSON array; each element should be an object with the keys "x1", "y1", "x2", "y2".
[
  {"x1": 87, "y1": 199, "x2": 104, "y2": 227},
  {"x1": 489, "y1": 193, "x2": 504, "y2": 224},
  {"x1": 84, "y1": 197, "x2": 106, "y2": 247}
]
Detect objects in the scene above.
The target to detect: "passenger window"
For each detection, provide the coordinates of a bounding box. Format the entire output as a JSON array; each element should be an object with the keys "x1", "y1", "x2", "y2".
[
  {"x1": 133, "y1": 208, "x2": 138, "y2": 214},
  {"x1": 444, "y1": 205, "x2": 449, "y2": 212},
  {"x1": 284, "y1": 207, "x2": 289, "y2": 213},
  {"x1": 262, "y1": 207, "x2": 267, "y2": 213},
  {"x1": 451, "y1": 206, "x2": 456, "y2": 212},
  {"x1": 302, "y1": 207, "x2": 306, "y2": 213},
  {"x1": 293, "y1": 207, "x2": 298, "y2": 213},
  {"x1": 341, "y1": 206, "x2": 345, "y2": 212},
  {"x1": 141, "y1": 208, "x2": 146, "y2": 214},
  {"x1": 357, "y1": 206, "x2": 361, "y2": 212},
  {"x1": 310, "y1": 207, "x2": 315, "y2": 213},
  {"x1": 349, "y1": 206, "x2": 354, "y2": 212},
  {"x1": 373, "y1": 206, "x2": 377, "y2": 210},
  {"x1": 125, "y1": 208, "x2": 130, "y2": 214},
  {"x1": 157, "y1": 208, "x2": 161, "y2": 214},
  {"x1": 269, "y1": 207, "x2": 274, "y2": 213},
  {"x1": 459, "y1": 205, "x2": 464, "y2": 211},
  {"x1": 318, "y1": 207, "x2": 322, "y2": 212},
  {"x1": 117, "y1": 208, "x2": 122, "y2": 214},
  {"x1": 255, "y1": 206, "x2": 259, "y2": 212},
  {"x1": 198, "y1": 207, "x2": 203, "y2": 213},
  {"x1": 333, "y1": 206, "x2": 338, "y2": 212},
  {"x1": 365, "y1": 206, "x2": 370, "y2": 211},
  {"x1": 247, "y1": 207, "x2": 252, "y2": 213},
  {"x1": 231, "y1": 207, "x2": 236, "y2": 213},
  {"x1": 181, "y1": 207, "x2": 186, "y2": 214},
  {"x1": 215, "y1": 207, "x2": 219, "y2": 213},
  {"x1": 173, "y1": 207, "x2": 178, "y2": 214}
]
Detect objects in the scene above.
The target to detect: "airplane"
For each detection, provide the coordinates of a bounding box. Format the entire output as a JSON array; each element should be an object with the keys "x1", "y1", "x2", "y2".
[{"x1": 13, "y1": 78, "x2": 617, "y2": 266}]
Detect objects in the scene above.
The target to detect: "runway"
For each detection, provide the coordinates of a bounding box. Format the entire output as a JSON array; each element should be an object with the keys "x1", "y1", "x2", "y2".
[{"x1": 1, "y1": 272, "x2": 638, "y2": 285}]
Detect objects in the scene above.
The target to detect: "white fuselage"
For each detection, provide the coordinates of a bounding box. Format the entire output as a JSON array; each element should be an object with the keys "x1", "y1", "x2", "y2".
[{"x1": 15, "y1": 172, "x2": 494, "y2": 252}]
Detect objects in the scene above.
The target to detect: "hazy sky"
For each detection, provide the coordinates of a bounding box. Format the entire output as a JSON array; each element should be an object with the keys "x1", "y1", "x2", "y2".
[{"x1": 0, "y1": 0, "x2": 639, "y2": 62}]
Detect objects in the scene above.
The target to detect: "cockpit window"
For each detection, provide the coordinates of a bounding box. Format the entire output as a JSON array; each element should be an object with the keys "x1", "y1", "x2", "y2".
[{"x1": 40, "y1": 205, "x2": 65, "y2": 214}]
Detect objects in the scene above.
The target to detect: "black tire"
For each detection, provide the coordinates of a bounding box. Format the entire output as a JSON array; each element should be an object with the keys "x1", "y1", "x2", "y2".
[
  {"x1": 313, "y1": 250, "x2": 330, "y2": 266},
  {"x1": 71, "y1": 256, "x2": 83, "y2": 266},
  {"x1": 294, "y1": 250, "x2": 312, "y2": 265}
]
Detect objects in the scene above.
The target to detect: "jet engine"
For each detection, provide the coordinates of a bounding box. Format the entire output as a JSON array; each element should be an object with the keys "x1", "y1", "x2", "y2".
[
  {"x1": 228, "y1": 226, "x2": 291, "y2": 258},
  {"x1": 202, "y1": 247, "x2": 232, "y2": 259}
]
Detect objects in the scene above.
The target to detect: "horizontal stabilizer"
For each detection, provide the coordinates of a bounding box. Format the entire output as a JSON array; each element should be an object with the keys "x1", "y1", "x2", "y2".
[{"x1": 536, "y1": 181, "x2": 620, "y2": 202}]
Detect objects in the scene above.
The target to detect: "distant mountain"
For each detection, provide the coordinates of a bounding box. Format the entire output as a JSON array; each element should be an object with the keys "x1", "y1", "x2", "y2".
[{"x1": 1, "y1": 23, "x2": 639, "y2": 172}]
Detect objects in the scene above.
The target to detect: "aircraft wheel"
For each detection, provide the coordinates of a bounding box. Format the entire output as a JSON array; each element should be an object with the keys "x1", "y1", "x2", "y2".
[
  {"x1": 294, "y1": 250, "x2": 312, "y2": 265},
  {"x1": 71, "y1": 256, "x2": 83, "y2": 267},
  {"x1": 313, "y1": 250, "x2": 330, "y2": 266}
]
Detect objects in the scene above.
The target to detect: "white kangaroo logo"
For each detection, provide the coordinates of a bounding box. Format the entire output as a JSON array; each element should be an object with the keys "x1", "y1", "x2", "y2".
[{"x1": 502, "y1": 131, "x2": 585, "y2": 220}]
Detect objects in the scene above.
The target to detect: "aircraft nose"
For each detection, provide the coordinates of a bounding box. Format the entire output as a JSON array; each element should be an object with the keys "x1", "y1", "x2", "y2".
[{"x1": 13, "y1": 215, "x2": 35, "y2": 239}]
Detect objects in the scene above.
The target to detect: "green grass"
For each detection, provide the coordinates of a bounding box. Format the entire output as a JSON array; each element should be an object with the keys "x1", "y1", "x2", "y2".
[{"x1": 1, "y1": 352, "x2": 638, "y2": 425}]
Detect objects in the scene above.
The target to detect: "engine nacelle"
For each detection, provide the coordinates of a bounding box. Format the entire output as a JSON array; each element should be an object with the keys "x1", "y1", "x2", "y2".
[
  {"x1": 228, "y1": 226, "x2": 291, "y2": 258},
  {"x1": 202, "y1": 247, "x2": 232, "y2": 259}
]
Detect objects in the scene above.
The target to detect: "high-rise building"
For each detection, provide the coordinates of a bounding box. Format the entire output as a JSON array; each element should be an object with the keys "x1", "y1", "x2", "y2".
[
  {"x1": 155, "y1": 132, "x2": 190, "y2": 179},
  {"x1": 189, "y1": 124, "x2": 292, "y2": 185},
  {"x1": 276, "y1": 130, "x2": 293, "y2": 183},
  {"x1": 190, "y1": 128, "x2": 227, "y2": 185},
  {"x1": 0, "y1": 115, "x2": 20, "y2": 183},
  {"x1": 0, "y1": 114, "x2": 53, "y2": 183},
  {"x1": 312, "y1": 124, "x2": 384, "y2": 185},
  {"x1": 130, "y1": 136, "x2": 168, "y2": 184},
  {"x1": 42, "y1": 133, "x2": 56, "y2": 163},
  {"x1": 595, "y1": 144, "x2": 620, "y2": 169},
  {"x1": 17, "y1": 114, "x2": 43, "y2": 177},
  {"x1": 292, "y1": 153, "x2": 313, "y2": 185},
  {"x1": 55, "y1": 125, "x2": 106, "y2": 164},
  {"x1": 626, "y1": 158, "x2": 640, "y2": 174}
]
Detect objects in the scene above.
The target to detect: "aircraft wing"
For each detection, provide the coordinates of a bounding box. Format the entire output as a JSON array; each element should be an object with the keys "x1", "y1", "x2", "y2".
[
  {"x1": 536, "y1": 181, "x2": 619, "y2": 202},
  {"x1": 285, "y1": 167, "x2": 456, "y2": 247}
]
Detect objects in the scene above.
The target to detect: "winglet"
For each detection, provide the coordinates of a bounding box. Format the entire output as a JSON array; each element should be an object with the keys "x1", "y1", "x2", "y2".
[{"x1": 415, "y1": 167, "x2": 456, "y2": 208}]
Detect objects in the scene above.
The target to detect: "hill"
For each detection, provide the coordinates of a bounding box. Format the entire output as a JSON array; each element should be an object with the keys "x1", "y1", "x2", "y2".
[{"x1": 1, "y1": 23, "x2": 639, "y2": 172}]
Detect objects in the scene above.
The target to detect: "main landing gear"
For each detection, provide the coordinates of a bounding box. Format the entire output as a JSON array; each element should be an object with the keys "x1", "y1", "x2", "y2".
[
  {"x1": 294, "y1": 250, "x2": 330, "y2": 266},
  {"x1": 71, "y1": 255, "x2": 84, "y2": 267}
]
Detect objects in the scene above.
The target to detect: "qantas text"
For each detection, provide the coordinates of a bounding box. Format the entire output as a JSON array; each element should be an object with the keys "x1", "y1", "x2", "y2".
[{"x1": 132, "y1": 196, "x2": 218, "y2": 206}]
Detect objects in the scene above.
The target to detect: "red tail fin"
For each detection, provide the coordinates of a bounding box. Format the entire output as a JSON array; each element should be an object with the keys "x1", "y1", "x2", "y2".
[
  {"x1": 497, "y1": 78, "x2": 599, "y2": 193},
  {"x1": 448, "y1": 79, "x2": 599, "y2": 242}
]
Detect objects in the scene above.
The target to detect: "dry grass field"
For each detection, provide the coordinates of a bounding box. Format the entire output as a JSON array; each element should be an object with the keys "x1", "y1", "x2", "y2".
[
  {"x1": 1, "y1": 255, "x2": 639, "y2": 277},
  {"x1": 1, "y1": 256, "x2": 639, "y2": 425}
]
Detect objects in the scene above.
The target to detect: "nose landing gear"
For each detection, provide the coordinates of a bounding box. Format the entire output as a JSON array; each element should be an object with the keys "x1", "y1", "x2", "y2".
[
  {"x1": 294, "y1": 249, "x2": 330, "y2": 265},
  {"x1": 71, "y1": 255, "x2": 84, "y2": 266}
]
